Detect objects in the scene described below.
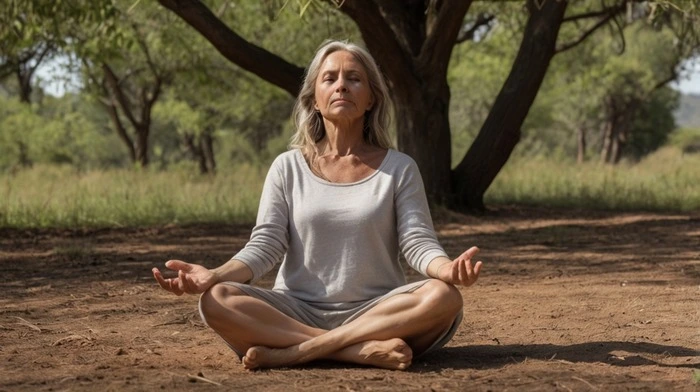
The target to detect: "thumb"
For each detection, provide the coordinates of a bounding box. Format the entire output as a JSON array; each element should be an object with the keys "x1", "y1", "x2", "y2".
[
  {"x1": 456, "y1": 246, "x2": 480, "y2": 261},
  {"x1": 165, "y1": 259, "x2": 194, "y2": 272}
]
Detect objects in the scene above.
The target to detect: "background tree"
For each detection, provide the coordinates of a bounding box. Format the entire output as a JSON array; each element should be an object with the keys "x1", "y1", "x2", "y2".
[{"x1": 157, "y1": 0, "x2": 697, "y2": 209}]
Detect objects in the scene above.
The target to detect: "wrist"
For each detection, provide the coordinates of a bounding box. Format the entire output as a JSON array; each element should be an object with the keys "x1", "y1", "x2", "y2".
[
  {"x1": 211, "y1": 267, "x2": 223, "y2": 284},
  {"x1": 435, "y1": 262, "x2": 451, "y2": 278}
]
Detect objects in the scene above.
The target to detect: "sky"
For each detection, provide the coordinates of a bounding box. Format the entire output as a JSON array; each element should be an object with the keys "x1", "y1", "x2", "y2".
[{"x1": 671, "y1": 59, "x2": 700, "y2": 95}]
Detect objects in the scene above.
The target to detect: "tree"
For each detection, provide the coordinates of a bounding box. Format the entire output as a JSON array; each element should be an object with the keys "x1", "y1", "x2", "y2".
[{"x1": 158, "y1": 0, "x2": 697, "y2": 209}]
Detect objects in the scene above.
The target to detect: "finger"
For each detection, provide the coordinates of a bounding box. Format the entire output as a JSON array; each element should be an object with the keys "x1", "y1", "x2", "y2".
[
  {"x1": 165, "y1": 259, "x2": 193, "y2": 273},
  {"x1": 169, "y1": 279, "x2": 184, "y2": 296},
  {"x1": 153, "y1": 268, "x2": 171, "y2": 291},
  {"x1": 457, "y1": 259, "x2": 467, "y2": 283},
  {"x1": 473, "y1": 260, "x2": 483, "y2": 277},
  {"x1": 178, "y1": 269, "x2": 188, "y2": 293},
  {"x1": 154, "y1": 268, "x2": 184, "y2": 295},
  {"x1": 465, "y1": 259, "x2": 474, "y2": 283},
  {"x1": 181, "y1": 270, "x2": 197, "y2": 294},
  {"x1": 455, "y1": 246, "x2": 480, "y2": 262}
]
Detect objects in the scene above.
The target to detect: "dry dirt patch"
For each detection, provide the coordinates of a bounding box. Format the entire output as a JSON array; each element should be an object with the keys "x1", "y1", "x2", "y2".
[{"x1": 1, "y1": 207, "x2": 698, "y2": 391}]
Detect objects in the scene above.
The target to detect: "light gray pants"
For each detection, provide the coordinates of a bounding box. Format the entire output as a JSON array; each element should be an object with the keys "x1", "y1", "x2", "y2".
[{"x1": 199, "y1": 279, "x2": 463, "y2": 359}]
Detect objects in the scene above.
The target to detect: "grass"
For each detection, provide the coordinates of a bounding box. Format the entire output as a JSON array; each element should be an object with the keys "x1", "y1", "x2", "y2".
[
  {"x1": 0, "y1": 164, "x2": 265, "y2": 228},
  {"x1": 1, "y1": 146, "x2": 698, "y2": 229},
  {"x1": 486, "y1": 146, "x2": 700, "y2": 212}
]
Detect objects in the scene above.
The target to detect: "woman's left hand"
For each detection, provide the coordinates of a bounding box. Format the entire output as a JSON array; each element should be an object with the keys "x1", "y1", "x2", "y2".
[{"x1": 437, "y1": 246, "x2": 483, "y2": 287}]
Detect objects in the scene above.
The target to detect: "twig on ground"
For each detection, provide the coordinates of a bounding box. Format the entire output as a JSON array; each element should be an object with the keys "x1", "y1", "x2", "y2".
[
  {"x1": 572, "y1": 376, "x2": 598, "y2": 390},
  {"x1": 186, "y1": 373, "x2": 222, "y2": 386},
  {"x1": 14, "y1": 316, "x2": 41, "y2": 332}
]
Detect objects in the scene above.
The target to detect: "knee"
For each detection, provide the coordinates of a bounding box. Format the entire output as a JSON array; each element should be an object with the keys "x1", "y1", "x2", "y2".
[
  {"x1": 199, "y1": 283, "x2": 244, "y2": 322},
  {"x1": 421, "y1": 279, "x2": 463, "y2": 316}
]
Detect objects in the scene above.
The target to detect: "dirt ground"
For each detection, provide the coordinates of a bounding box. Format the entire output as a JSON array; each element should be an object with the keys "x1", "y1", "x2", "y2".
[{"x1": 1, "y1": 206, "x2": 698, "y2": 391}]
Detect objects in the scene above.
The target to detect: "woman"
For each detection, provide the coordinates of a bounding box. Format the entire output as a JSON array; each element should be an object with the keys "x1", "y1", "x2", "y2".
[{"x1": 152, "y1": 40, "x2": 483, "y2": 370}]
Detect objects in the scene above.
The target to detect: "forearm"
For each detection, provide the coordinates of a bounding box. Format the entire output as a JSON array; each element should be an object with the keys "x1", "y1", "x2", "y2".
[
  {"x1": 211, "y1": 258, "x2": 254, "y2": 284},
  {"x1": 426, "y1": 256, "x2": 452, "y2": 279}
]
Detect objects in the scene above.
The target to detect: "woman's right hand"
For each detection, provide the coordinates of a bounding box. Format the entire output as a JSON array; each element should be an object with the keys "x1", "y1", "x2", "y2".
[{"x1": 152, "y1": 260, "x2": 218, "y2": 296}]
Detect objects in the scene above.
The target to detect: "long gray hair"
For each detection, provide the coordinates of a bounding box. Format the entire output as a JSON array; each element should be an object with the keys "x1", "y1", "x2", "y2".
[{"x1": 290, "y1": 40, "x2": 393, "y2": 162}]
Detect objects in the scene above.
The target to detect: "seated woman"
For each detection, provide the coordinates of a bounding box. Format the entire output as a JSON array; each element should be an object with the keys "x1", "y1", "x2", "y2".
[{"x1": 152, "y1": 40, "x2": 483, "y2": 370}]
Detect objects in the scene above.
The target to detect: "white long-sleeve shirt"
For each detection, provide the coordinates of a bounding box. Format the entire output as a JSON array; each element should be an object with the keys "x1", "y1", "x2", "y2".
[{"x1": 232, "y1": 148, "x2": 447, "y2": 308}]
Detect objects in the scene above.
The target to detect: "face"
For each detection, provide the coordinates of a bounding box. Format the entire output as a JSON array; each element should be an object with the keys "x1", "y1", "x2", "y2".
[{"x1": 314, "y1": 50, "x2": 374, "y2": 124}]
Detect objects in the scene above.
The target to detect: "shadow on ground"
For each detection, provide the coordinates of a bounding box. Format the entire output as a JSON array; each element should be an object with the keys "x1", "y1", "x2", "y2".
[{"x1": 418, "y1": 342, "x2": 700, "y2": 370}]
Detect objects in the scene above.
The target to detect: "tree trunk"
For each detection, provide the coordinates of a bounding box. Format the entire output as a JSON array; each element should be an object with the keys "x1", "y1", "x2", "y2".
[
  {"x1": 17, "y1": 141, "x2": 32, "y2": 168},
  {"x1": 16, "y1": 67, "x2": 32, "y2": 104},
  {"x1": 183, "y1": 130, "x2": 216, "y2": 174},
  {"x1": 600, "y1": 120, "x2": 614, "y2": 164},
  {"x1": 577, "y1": 126, "x2": 587, "y2": 164},
  {"x1": 134, "y1": 124, "x2": 150, "y2": 167},
  {"x1": 452, "y1": 0, "x2": 568, "y2": 210},
  {"x1": 393, "y1": 79, "x2": 453, "y2": 204},
  {"x1": 201, "y1": 131, "x2": 216, "y2": 174}
]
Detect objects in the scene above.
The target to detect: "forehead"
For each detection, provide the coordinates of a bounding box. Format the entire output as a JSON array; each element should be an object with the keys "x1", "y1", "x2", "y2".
[{"x1": 319, "y1": 50, "x2": 367, "y2": 73}]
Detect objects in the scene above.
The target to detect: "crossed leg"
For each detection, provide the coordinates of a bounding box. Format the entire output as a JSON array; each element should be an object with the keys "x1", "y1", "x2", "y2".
[{"x1": 199, "y1": 279, "x2": 463, "y2": 370}]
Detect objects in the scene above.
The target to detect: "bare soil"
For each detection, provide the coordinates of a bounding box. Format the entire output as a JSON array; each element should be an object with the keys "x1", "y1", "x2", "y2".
[{"x1": 1, "y1": 207, "x2": 698, "y2": 391}]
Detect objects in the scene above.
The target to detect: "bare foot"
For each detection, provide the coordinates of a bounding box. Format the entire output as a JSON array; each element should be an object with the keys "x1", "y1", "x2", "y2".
[
  {"x1": 355, "y1": 338, "x2": 413, "y2": 370},
  {"x1": 242, "y1": 345, "x2": 301, "y2": 370}
]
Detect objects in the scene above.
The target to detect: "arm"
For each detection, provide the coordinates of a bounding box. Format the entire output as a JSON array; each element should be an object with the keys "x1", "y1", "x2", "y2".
[
  {"x1": 395, "y1": 157, "x2": 450, "y2": 275},
  {"x1": 153, "y1": 155, "x2": 290, "y2": 294},
  {"x1": 394, "y1": 157, "x2": 484, "y2": 286}
]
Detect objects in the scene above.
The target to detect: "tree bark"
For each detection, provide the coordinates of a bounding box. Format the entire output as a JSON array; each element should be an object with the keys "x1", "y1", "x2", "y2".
[{"x1": 452, "y1": 0, "x2": 568, "y2": 210}]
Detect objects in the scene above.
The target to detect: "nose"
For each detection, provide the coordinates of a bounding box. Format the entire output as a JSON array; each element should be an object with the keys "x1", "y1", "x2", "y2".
[{"x1": 335, "y1": 77, "x2": 348, "y2": 92}]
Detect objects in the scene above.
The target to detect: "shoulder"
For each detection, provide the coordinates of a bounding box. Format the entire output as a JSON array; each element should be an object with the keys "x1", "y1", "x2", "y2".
[
  {"x1": 268, "y1": 149, "x2": 302, "y2": 172},
  {"x1": 388, "y1": 149, "x2": 418, "y2": 167},
  {"x1": 272, "y1": 149, "x2": 299, "y2": 165},
  {"x1": 384, "y1": 149, "x2": 420, "y2": 176}
]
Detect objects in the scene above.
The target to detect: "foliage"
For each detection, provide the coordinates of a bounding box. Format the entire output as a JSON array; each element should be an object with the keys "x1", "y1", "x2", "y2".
[{"x1": 0, "y1": 93, "x2": 127, "y2": 170}]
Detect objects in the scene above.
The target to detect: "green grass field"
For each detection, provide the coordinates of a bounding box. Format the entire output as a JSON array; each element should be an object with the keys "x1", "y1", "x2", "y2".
[
  {"x1": 1, "y1": 146, "x2": 698, "y2": 228},
  {"x1": 0, "y1": 164, "x2": 265, "y2": 228},
  {"x1": 485, "y1": 146, "x2": 700, "y2": 212}
]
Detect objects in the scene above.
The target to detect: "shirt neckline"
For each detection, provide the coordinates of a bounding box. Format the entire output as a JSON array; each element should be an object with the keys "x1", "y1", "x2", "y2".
[{"x1": 295, "y1": 148, "x2": 393, "y2": 187}]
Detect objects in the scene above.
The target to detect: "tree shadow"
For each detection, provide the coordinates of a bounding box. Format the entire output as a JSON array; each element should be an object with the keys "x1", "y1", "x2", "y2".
[{"x1": 415, "y1": 341, "x2": 700, "y2": 371}]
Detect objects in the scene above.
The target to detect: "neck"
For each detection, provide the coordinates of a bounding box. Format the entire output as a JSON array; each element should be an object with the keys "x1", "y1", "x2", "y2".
[{"x1": 321, "y1": 118, "x2": 366, "y2": 155}]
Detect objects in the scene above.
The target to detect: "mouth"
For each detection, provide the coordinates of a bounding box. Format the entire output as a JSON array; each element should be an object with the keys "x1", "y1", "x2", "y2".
[{"x1": 331, "y1": 98, "x2": 352, "y2": 104}]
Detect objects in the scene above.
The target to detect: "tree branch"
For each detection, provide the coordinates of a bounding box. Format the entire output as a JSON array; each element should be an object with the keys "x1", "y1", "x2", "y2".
[
  {"x1": 419, "y1": 0, "x2": 473, "y2": 78},
  {"x1": 157, "y1": 0, "x2": 304, "y2": 96},
  {"x1": 556, "y1": 7, "x2": 623, "y2": 54},
  {"x1": 102, "y1": 62, "x2": 141, "y2": 129}
]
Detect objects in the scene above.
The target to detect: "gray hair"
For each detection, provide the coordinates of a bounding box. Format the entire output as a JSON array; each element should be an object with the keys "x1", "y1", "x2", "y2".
[{"x1": 290, "y1": 40, "x2": 393, "y2": 162}]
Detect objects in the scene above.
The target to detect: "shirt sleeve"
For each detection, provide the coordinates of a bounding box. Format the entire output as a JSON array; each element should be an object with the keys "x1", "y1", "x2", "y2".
[
  {"x1": 395, "y1": 157, "x2": 448, "y2": 277},
  {"x1": 230, "y1": 157, "x2": 289, "y2": 282}
]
